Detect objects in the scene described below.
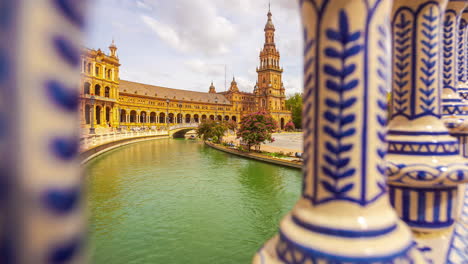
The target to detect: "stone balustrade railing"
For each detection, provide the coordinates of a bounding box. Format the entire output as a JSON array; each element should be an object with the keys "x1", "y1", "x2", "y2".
[
  {"x1": 80, "y1": 130, "x2": 169, "y2": 152},
  {"x1": 79, "y1": 122, "x2": 199, "y2": 152}
]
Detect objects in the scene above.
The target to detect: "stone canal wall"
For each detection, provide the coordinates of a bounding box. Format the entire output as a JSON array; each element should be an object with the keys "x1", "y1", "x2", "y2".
[{"x1": 204, "y1": 141, "x2": 302, "y2": 169}]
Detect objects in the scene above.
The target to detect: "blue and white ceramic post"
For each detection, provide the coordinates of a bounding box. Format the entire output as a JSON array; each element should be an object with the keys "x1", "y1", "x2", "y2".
[
  {"x1": 388, "y1": 0, "x2": 468, "y2": 262},
  {"x1": 253, "y1": 0, "x2": 425, "y2": 263},
  {"x1": 442, "y1": 2, "x2": 468, "y2": 128},
  {"x1": 442, "y1": 2, "x2": 468, "y2": 158},
  {"x1": 0, "y1": 0, "x2": 87, "y2": 263},
  {"x1": 461, "y1": 9, "x2": 468, "y2": 99}
]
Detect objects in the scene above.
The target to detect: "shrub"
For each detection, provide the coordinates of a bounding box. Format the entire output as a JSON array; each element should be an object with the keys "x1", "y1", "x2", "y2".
[
  {"x1": 237, "y1": 110, "x2": 277, "y2": 151},
  {"x1": 284, "y1": 121, "x2": 295, "y2": 131}
]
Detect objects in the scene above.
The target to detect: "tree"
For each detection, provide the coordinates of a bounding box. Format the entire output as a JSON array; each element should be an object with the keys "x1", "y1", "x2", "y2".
[
  {"x1": 237, "y1": 110, "x2": 277, "y2": 151},
  {"x1": 197, "y1": 119, "x2": 227, "y2": 143},
  {"x1": 285, "y1": 93, "x2": 302, "y2": 129},
  {"x1": 284, "y1": 121, "x2": 295, "y2": 131},
  {"x1": 226, "y1": 119, "x2": 237, "y2": 131}
]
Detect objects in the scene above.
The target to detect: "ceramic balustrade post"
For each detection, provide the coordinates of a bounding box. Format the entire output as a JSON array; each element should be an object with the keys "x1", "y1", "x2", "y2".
[
  {"x1": 441, "y1": 3, "x2": 468, "y2": 158},
  {"x1": 463, "y1": 10, "x2": 468, "y2": 98},
  {"x1": 387, "y1": 0, "x2": 468, "y2": 262},
  {"x1": 253, "y1": 0, "x2": 424, "y2": 263},
  {"x1": 0, "y1": 0, "x2": 88, "y2": 263}
]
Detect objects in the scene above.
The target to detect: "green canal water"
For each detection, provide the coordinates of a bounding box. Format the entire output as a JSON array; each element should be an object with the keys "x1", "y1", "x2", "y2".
[{"x1": 85, "y1": 138, "x2": 302, "y2": 263}]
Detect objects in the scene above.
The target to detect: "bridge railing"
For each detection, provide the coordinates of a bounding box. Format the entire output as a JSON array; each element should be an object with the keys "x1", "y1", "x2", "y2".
[
  {"x1": 80, "y1": 129, "x2": 168, "y2": 152},
  {"x1": 169, "y1": 122, "x2": 199, "y2": 130}
]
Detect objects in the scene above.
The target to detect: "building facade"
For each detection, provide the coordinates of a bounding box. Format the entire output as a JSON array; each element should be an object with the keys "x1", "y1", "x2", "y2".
[{"x1": 79, "y1": 9, "x2": 292, "y2": 133}]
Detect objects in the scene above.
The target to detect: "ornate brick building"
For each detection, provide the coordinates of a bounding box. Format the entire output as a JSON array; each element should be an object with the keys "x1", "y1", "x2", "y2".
[{"x1": 79, "y1": 8, "x2": 292, "y2": 133}]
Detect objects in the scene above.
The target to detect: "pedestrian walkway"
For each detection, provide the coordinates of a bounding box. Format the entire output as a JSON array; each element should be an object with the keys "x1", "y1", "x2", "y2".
[{"x1": 223, "y1": 132, "x2": 302, "y2": 154}]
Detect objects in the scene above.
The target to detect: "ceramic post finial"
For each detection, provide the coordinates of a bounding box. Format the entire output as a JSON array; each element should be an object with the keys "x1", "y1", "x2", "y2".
[
  {"x1": 388, "y1": 0, "x2": 468, "y2": 262},
  {"x1": 253, "y1": 0, "x2": 424, "y2": 263}
]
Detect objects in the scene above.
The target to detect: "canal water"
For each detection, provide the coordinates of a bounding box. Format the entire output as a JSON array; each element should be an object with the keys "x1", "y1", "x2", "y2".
[{"x1": 85, "y1": 138, "x2": 302, "y2": 263}]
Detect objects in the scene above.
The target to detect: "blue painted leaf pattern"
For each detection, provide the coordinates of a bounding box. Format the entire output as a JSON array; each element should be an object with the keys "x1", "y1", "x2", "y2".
[{"x1": 320, "y1": 10, "x2": 359, "y2": 197}]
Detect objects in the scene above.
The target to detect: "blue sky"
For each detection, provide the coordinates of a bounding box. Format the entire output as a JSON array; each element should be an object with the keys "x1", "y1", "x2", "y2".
[{"x1": 85, "y1": 0, "x2": 302, "y2": 95}]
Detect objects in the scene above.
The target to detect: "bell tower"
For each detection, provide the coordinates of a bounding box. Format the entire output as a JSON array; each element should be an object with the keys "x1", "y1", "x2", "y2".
[{"x1": 256, "y1": 5, "x2": 286, "y2": 111}]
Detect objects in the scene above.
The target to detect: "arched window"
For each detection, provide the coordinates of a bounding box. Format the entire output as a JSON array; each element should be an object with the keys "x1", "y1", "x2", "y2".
[
  {"x1": 87, "y1": 63, "x2": 91, "y2": 73},
  {"x1": 185, "y1": 114, "x2": 191, "y2": 123},
  {"x1": 140, "y1": 111, "x2": 147, "y2": 123},
  {"x1": 84, "y1": 82, "x2": 91, "y2": 95},
  {"x1": 194, "y1": 114, "x2": 199, "y2": 123},
  {"x1": 130, "y1": 110, "x2": 137, "y2": 123},
  {"x1": 85, "y1": 105, "x2": 91, "y2": 124},
  {"x1": 176, "y1": 113, "x2": 182, "y2": 123},
  {"x1": 95, "y1": 106, "x2": 102, "y2": 125},
  {"x1": 94, "y1": 84, "x2": 101, "y2": 96},
  {"x1": 105, "y1": 107, "x2": 111, "y2": 124},
  {"x1": 150, "y1": 112, "x2": 156, "y2": 123},
  {"x1": 105, "y1": 87, "x2": 110, "y2": 98},
  {"x1": 120, "y1": 110, "x2": 126, "y2": 123},
  {"x1": 159, "y1": 113, "x2": 165, "y2": 123}
]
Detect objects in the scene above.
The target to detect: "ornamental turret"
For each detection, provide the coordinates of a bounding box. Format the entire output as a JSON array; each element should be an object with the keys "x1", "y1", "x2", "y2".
[
  {"x1": 109, "y1": 39, "x2": 117, "y2": 57},
  {"x1": 229, "y1": 77, "x2": 239, "y2": 92},
  {"x1": 208, "y1": 81, "x2": 216, "y2": 93}
]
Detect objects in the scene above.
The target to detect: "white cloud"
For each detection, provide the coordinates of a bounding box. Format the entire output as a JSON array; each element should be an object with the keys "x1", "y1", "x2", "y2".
[
  {"x1": 140, "y1": 0, "x2": 237, "y2": 56},
  {"x1": 185, "y1": 59, "x2": 226, "y2": 76},
  {"x1": 136, "y1": 0, "x2": 153, "y2": 11},
  {"x1": 141, "y1": 15, "x2": 187, "y2": 52}
]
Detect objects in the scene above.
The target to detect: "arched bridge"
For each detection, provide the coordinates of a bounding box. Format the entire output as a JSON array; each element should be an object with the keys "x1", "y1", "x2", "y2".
[{"x1": 169, "y1": 123, "x2": 199, "y2": 138}]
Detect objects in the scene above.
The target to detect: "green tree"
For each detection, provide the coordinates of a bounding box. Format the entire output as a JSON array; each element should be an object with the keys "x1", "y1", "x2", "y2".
[
  {"x1": 285, "y1": 93, "x2": 302, "y2": 129},
  {"x1": 197, "y1": 119, "x2": 227, "y2": 143},
  {"x1": 237, "y1": 111, "x2": 277, "y2": 151}
]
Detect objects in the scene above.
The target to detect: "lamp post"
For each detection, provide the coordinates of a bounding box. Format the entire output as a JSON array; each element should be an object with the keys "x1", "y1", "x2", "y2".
[
  {"x1": 166, "y1": 98, "x2": 169, "y2": 130},
  {"x1": 118, "y1": 107, "x2": 121, "y2": 132},
  {"x1": 215, "y1": 97, "x2": 218, "y2": 121},
  {"x1": 89, "y1": 95, "x2": 96, "y2": 134},
  {"x1": 178, "y1": 101, "x2": 182, "y2": 124}
]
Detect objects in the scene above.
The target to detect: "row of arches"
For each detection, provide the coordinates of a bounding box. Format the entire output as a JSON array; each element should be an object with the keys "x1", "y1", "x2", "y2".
[
  {"x1": 84, "y1": 105, "x2": 112, "y2": 125},
  {"x1": 83, "y1": 82, "x2": 113, "y2": 98},
  {"x1": 260, "y1": 57, "x2": 279, "y2": 68},
  {"x1": 119, "y1": 110, "x2": 237, "y2": 124}
]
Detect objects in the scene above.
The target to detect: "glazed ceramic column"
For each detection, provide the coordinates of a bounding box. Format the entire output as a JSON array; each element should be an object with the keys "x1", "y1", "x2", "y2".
[
  {"x1": 462, "y1": 10, "x2": 468, "y2": 99},
  {"x1": 387, "y1": 0, "x2": 468, "y2": 262},
  {"x1": 1, "y1": 0, "x2": 88, "y2": 263},
  {"x1": 253, "y1": 0, "x2": 424, "y2": 263},
  {"x1": 441, "y1": 1, "x2": 468, "y2": 118},
  {"x1": 457, "y1": 9, "x2": 468, "y2": 99},
  {"x1": 444, "y1": 5, "x2": 468, "y2": 158}
]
